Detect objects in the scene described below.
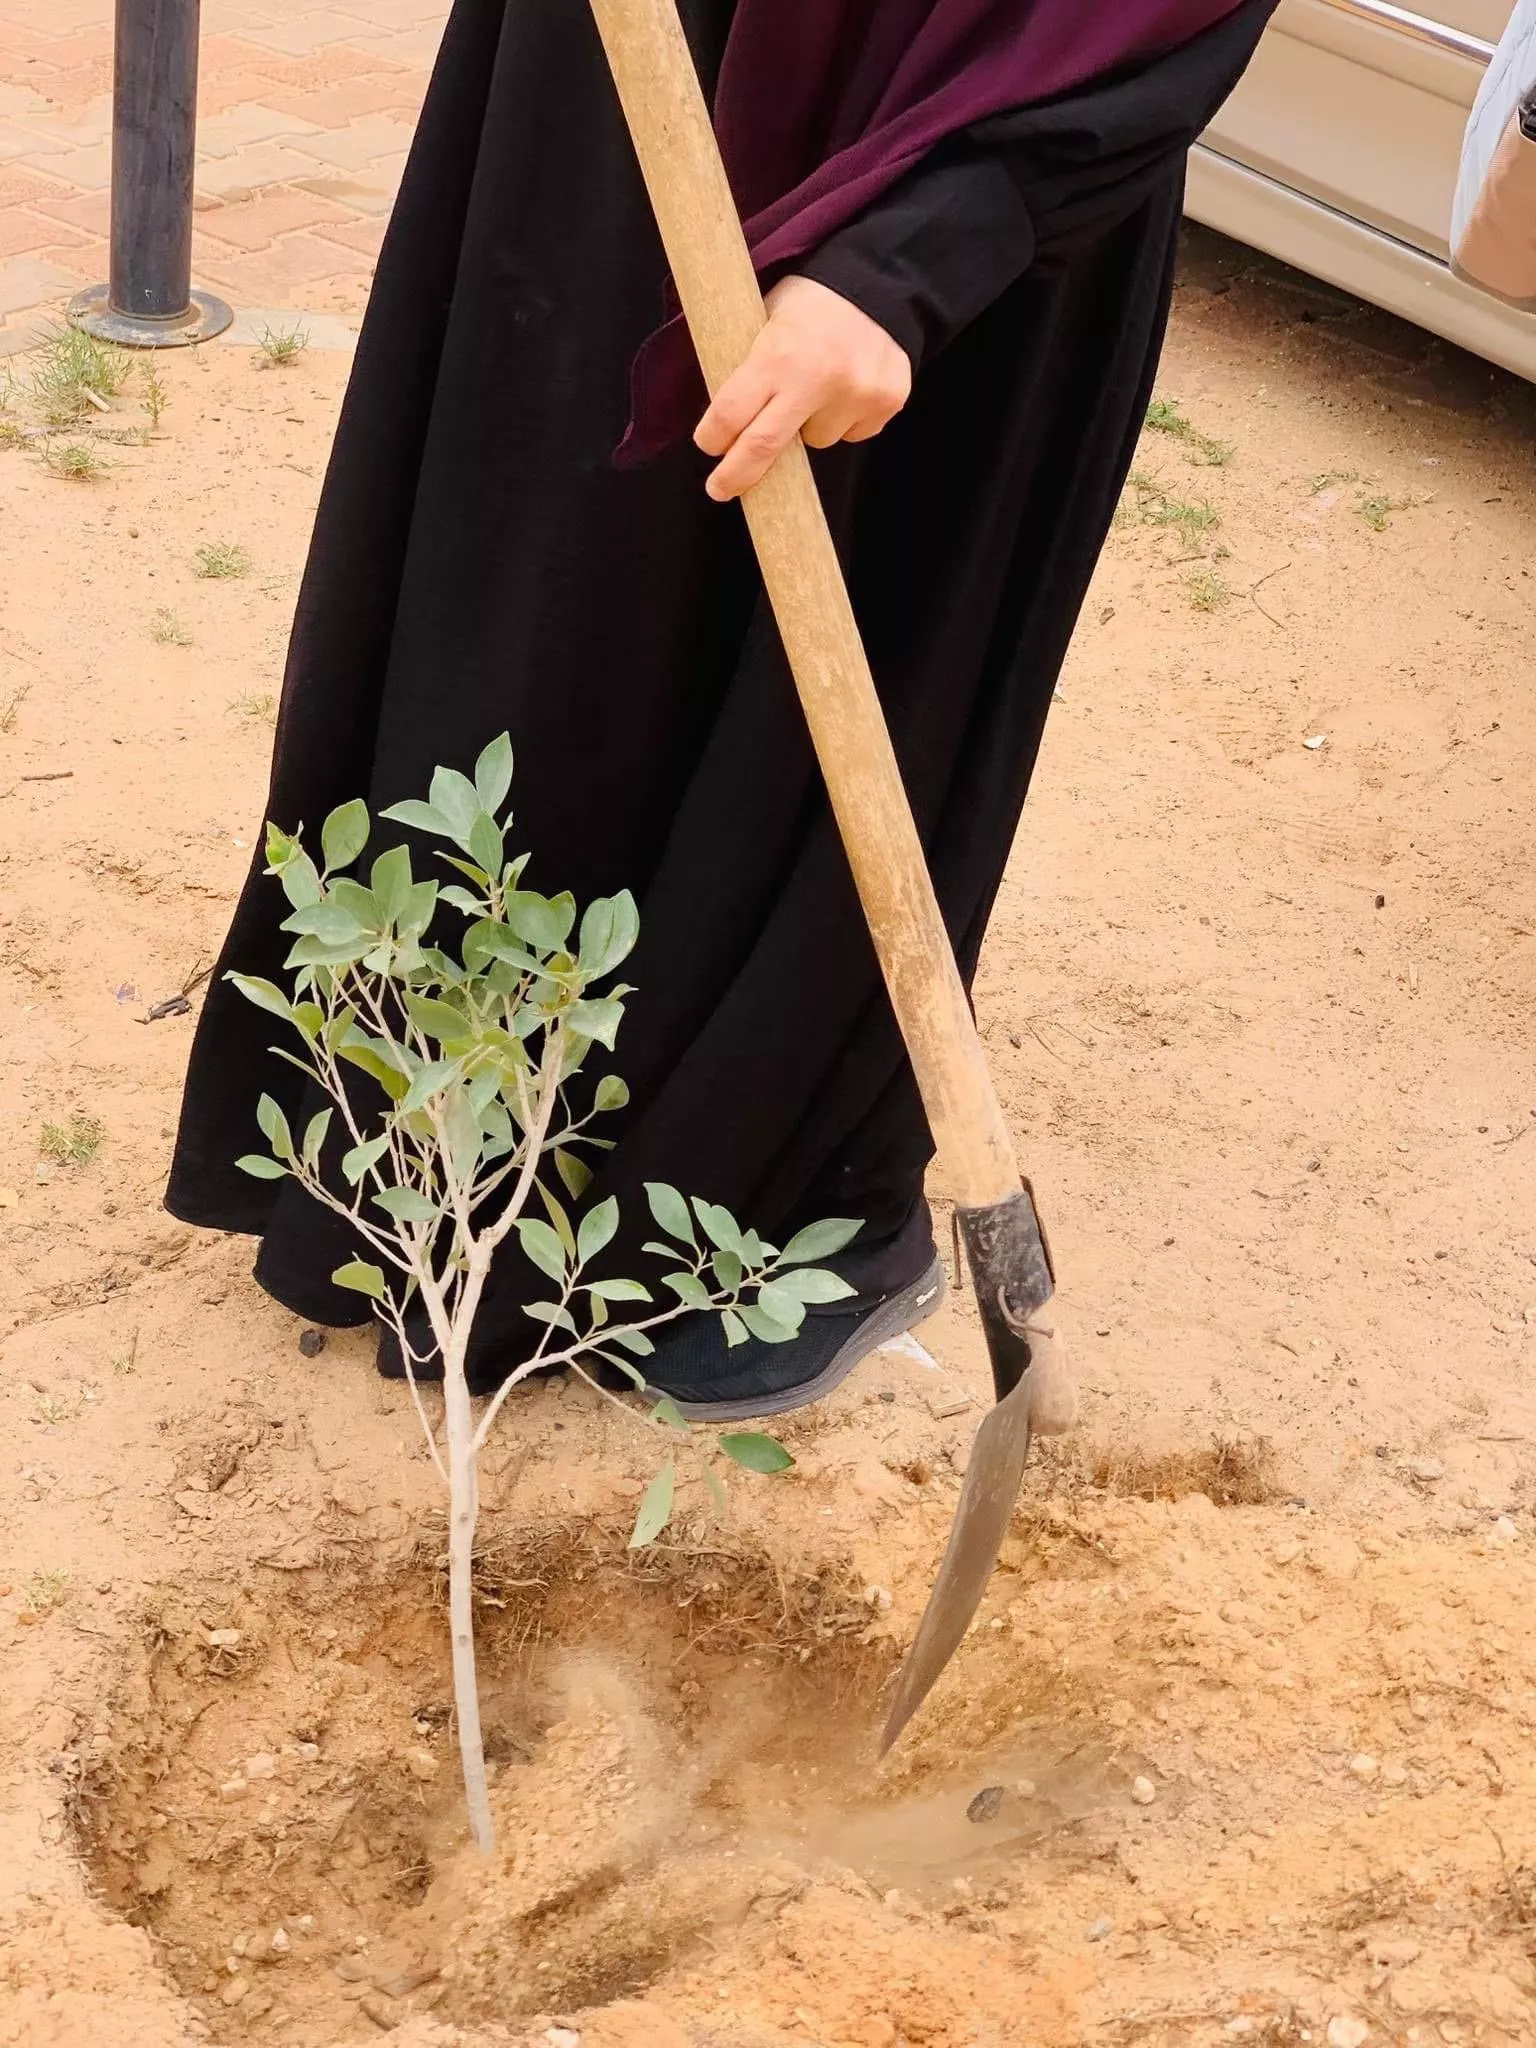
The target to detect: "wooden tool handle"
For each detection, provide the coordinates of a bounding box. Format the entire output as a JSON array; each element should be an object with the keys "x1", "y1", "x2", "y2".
[{"x1": 587, "y1": 0, "x2": 1019, "y2": 1211}]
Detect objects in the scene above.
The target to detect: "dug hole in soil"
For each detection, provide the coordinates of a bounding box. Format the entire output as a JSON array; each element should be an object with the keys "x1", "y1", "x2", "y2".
[{"x1": 5, "y1": 229, "x2": 1536, "y2": 2048}]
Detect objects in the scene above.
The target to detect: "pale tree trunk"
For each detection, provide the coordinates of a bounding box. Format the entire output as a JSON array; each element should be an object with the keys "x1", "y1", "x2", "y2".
[{"x1": 442, "y1": 1330, "x2": 495, "y2": 1853}]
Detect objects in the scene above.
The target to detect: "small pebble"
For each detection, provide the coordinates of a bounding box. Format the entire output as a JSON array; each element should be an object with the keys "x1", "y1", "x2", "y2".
[
  {"x1": 1014, "y1": 1777, "x2": 1037, "y2": 1800},
  {"x1": 1130, "y1": 1775, "x2": 1157, "y2": 1806},
  {"x1": 218, "y1": 1777, "x2": 248, "y2": 1801},
  {"x1": 1226, "y1": 2023, "x2": 1256, "y2": 2038},
  {"x1": 1408, "y1": 1458, "x2": 1444, "y2": 1483},
  {"x1": 405, "y1": 1747, "x2": 440, "y2": 1782},
  {"x1": 1349, "y1": 1754, "x2": 1379, "y2": 1781},
  {"x1": 1326, "y1": 2019, "x2": 1370, "y2": 2048},
  {"x1": 967, "y1": 1785, "x2": 1005, "y2": 1823},
  {"x1": 358, "y1": 1992, "x2": 398, "y2": 2030},
  {"x1": 294, "y1": 1742, "x2": 321, "y2": 1762},
  {"x1": 864, "y1": 1584, "x2": 893, "y2": 1613},
  {"x1": 268, "y1": 1928, "x2": 291, "y2": 1957},
  {"x1": 546, "y1": 2032, "x2": 582, "y2": 2048},
  {"x1": 244, "y1": 1752, "x2": 277, "y2": 1780},
  {"x1": 295, "y1": 1915, "x2": 314, "y2": 1932},
  {"x1": 220, "y1": 1977, "x2": 250, "y2": 2008},
  {"x1": 298, "y1": 1328, "x2": 326, "y2": 1358},
  {"x1": 1087, "y1": 1916, "x2": 1114, "y2": 1943}
]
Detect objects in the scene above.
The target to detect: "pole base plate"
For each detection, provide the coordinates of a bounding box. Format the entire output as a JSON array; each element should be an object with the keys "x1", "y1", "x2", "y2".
[{"x1": 66, "y1": 285, "x2": 234, "y2": 349}]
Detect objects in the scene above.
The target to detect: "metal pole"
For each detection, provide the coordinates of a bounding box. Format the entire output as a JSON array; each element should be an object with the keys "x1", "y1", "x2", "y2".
[{"x1": 69, "y1": 0, "x2": 231, "y2": 346}]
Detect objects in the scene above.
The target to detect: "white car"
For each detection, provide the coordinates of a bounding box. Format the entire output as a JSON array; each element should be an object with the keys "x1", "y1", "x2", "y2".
[{"x1": 1189, "y1": 0, "x2": 1536, "y2": 380}]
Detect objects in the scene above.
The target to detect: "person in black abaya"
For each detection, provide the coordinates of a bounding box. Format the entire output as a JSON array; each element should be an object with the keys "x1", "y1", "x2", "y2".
[{"x1": 166, "y1": 0, "x2": 1277, "y2": 1413}]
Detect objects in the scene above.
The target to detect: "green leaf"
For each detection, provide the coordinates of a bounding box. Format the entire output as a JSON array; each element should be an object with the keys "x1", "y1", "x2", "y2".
[
  {"x1": 579, "y1": 891, "x2": 640, "y2": 979},
  {"x1": 515, "y1": 1218, "x2": 568, "y2": 1283},
  {"x1": 720, "y1": 1309, "x2": 749, "y2": 1348},
  {"x1": 506, "y1": 890, "x2": 576, "y2": 954},
  {"x1": 737, "y1": 1302, "x2": 801, "y2": 1344},
  {"x1": 629, "y1": 1462, "x2": 676, "y2": 1548},
  {"x1": 608, "y1": 1325, "x2": 656, "y2": 1357},
  {"x1": 567, "y1": 999, "x2": 624, "y2": 1050},
  {"x1": 379, "y1": 798, "x2": 448, "y2": 838},
  {"x1": 443, "y1": 1091, "x2": 484, "y2": 1181},
  {"x1": 332, "y1": 1259, "x2": 387, "y2": 1301},
  {"x1": 587, "y1": 1277, "x2": 652, "y2": 1303},
  {"x1": 226, "y1": 973, "x2": 292, "y2": 1023},
  {"x1": 711, "y1": 1248, "x2": 744, "y2": 1292},
  {"x1": 555, "y1": 1148, "x2": 593, "y2": 1199},
  {"x1": 779, "y1": 1218, "x2": 863, "y2": 1265},
  {"x1": 645, "y1": 1183, "x2": 697, "y2": 1246},
  {"x1": 651, "y1": 1395, "x2": 689, "y2": 1432},
  {"x1": 275, "y1": 848, "x2": 323, "y2": 910},
  {"x1": 474, "y1": 731, "x2": 514, "y2": 815},
  {"x1": 301, "y1": 1109, "x2": 332, "y2": 1168},
  {"x1": 662, "y1": 1271, "x2": 711, "y2": 1310},
  {"x1": 405, "y1": 994, "x2": 472, "y2": 1044},
  {"x1": 577, "y1": 1195, "x2": 619, "y2": 1264},
  {"x1": 399, "y1": 1059, "x2": 458, "y2": 1113},
  {"x1": 256, "y1": 1093, "x2": 293, "y2": 1160},
  {"x1": 284, "y1": 933, "x2": 371, "y2": 971},
  {"x1": 524, "y1": 1300, "x2": 577, "y2": 1332},
  {"x1": 327, "y1": 878, "x2": 378, "y2": 927},
  {"x1": 594, "y1": 1074, "x2": 630, "y2": 1114},
  {"x1": 468, "y1": 809, "x2": 504, "y2": 878},
  {"x1": 428, "y1": 765, "x2": 482, "y2": 846},
  {"x1": 337, "y1": 1041, "x2": 410, "y2": 1102},
  {"x1": 236, "y1": 1153, "x2": 287, "y2": 1180},
  {"x1": 720, "y1": 1432, "x2": 795, "y2": 1474},
  {"x1": 759, "y1": 1270, "x2": 855, "y2": 1311},
  {"x1": 693, "y1": 1199, "x2": 745, "y2": 1257},
  {"x1": 372, "y1": 1185, "x2": 440, "y2": 1224},
  {"x1": 397, "y1": 879, "x2": 439, "y2": 938},
  {"x1": 342, "y1": 1134, "x2": 390, "y2": 1184},
  {"x1": 439, "y1": 885, "x2": 485, "y2": 917},
  {"x1": 321, "y1": 798, "x2": 370, "y2": 872},
  {"x1": 280, "y1": 901, "x2": 367, "y2": 944},
  {"x1": 538, "y1": 1185, "x2": 577, "y2": 1257},
  {"x1": 291, "y1": 1001, "x2": 324, "y2": 1042},
  {"x1": 370, "y1": 843, "x2": 413, "y2": 923},
  {"x1": 702, "y1": 1463, "x2": 729, "y2": 1516}
]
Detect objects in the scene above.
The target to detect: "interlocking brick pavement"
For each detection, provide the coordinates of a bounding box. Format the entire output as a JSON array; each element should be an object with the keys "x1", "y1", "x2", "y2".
[{"x1": 0, "y1": 0, "x2": 450, "y2": 349}]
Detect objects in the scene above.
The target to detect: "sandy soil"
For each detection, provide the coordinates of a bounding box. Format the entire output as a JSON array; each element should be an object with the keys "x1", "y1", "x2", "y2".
[{"x1": 3, "y1": 230, "x2": 1536, "y2": 2048}]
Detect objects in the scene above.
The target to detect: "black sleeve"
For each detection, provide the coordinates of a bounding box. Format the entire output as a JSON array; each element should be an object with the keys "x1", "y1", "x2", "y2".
[
  {"x1": 791, "y1": 0, "x2": 1277, "y2": 370},
  {"x1": 793, "y1": 140, "x2": 1038, "y2": 371}
]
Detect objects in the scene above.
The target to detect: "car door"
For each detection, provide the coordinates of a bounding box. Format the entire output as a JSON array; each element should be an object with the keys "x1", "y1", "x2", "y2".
[{"x1": 1201, "y1": 0, "x2": 1513, "y2": 259}]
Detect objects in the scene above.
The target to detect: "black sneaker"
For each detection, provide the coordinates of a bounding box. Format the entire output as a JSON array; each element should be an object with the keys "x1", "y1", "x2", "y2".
[{"x1": 641, "y1": 1255, "x2": 947, "y2": 1422}]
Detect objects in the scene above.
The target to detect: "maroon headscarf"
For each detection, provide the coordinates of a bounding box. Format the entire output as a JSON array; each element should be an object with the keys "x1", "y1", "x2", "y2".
[{"x1": 621, "y1": 0, "x2": 1248, "y2": 461}]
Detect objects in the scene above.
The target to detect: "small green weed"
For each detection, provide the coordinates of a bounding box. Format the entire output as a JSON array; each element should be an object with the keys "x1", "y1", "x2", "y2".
[
  {"x1": 33, "y1": 1387, "x2": 81, "y2": 1427},
  {"x1": 1357, "y1": 492, "x2": 1409, "y2": 533},
  {"x1": 29, "y1": 324, "x2": 130, "y2": 427},
  {"x1": 41, "y1": 440, "x2": 112, "y2": 481},
  {"x1": 257, "y1": 323, "x2": 311, "y2": 368},
  {"x1": 151, "y1": 607, "x2": 193, "y2": 648},
  {"x1": 1145, "y1": 395, "x2": 1234, "y2": 466},
  {"x1": 0, "y1": 682, "x2": 29, "y2": 733},
  {"x1": 1309, "y1": 470, "x2": 1361, "y2": 495},
  {"x1": 229, "y1": 689, "x2": 277, "y2": 722},
  {"x1": 140, "y1": 359, "x2": 169, "y2": 430},
  {"x1": 112, "y1": 1330, "x2": 141, "y2": 1377},
  {"x1": 1124, "y1": 470, "x2": 1222, "y2": 542},
  {"x1": 39, "y1": 1113, "x2": 105, "y2": 1166},
  {"x1": 195, "y1": 541, "x2": 252, "y2": 579},
  {"x1": 1185, "y1": 568, "x2": 1232, "y2": 612},
  {"x1": 24, "y1": 1568, "x2": 72, "y2": 1615}
]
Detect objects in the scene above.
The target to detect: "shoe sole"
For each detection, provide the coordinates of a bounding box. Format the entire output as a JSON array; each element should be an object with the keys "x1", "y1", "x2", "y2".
[{"x1": 660, "y1": 1255, "x2": 949, "y2": 1424}]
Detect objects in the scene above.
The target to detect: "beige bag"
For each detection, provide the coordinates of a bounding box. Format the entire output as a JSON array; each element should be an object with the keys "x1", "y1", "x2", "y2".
[{"x1": 1451, "y1": 0, "x2": 1536, "y2": 306}]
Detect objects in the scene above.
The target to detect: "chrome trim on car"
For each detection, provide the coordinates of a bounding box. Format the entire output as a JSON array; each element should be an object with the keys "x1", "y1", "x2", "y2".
[{"x1": 1317, "y1": 0, "x2": 1495, "y2": 64}]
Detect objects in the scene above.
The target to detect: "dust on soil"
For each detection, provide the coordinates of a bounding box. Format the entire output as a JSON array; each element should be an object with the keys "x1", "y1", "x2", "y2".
[{"x1": 3, "y1": 229, "x2": 1536, "y2": 2048}]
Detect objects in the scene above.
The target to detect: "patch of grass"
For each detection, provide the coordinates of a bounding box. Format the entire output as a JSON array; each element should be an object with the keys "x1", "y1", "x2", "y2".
[
  {"x1": 195, "y1": 540, "x2": 252, "y2": 579},
  {"x1": 0, "y1": 681, "x2": 29, "y2": 732},
  {"x1": 28, "y1": 323, "x2": 130, "y2": 427},
  {"x1": 1309, "y1": 469, "x2": 1361, "y2": 495},
  {"x1": 1122, "y1": 470, "x2": 1222, "y2": 543},
  {"x1": 1356, "y1": 491, "x2": 1410, "y2": 533},
  {"x1": 150, "y1": 607, "x2": 193, "y2": 648},
  {"x1": 24, "y1": 1568, "x2": 72, "y2": 1615},
  {"x1": 33, "y1": 1387, "x2": 81, "y2": 1427},
  {"x1": 41, "y1": 440, "x2": 112, "y2": 481},
  {"x1": 1145, "y1": 395, "x2": 1234, "y2": 466},
  {"x1": 39, "y1": 1112, "x2": 105, "y2": 1167},
  {"x1": 229, "y1": 689, "x2": 277, "y2": 722},
  {"x1": 1184, "y1": 567, "x2": 1232, "y2": 612},
  {"x1": 1091, "y1": 1435, "x2": 1281, "y2": 1506},
  {"x1": 112, "y1": 1330, "x2": 140, "y2": 1377},
  {"x1": 257, "y1": 323, "x2": 311, "y2": 367}
]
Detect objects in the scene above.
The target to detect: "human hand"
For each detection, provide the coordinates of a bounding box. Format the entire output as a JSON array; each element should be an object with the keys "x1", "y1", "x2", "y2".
[{"x1": 694, "y1": 274, "x2": 913, "y2": 502}]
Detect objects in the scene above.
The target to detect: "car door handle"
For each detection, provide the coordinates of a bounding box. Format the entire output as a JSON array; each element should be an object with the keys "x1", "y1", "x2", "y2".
[{"x1": 1316, "y1": 0, "x2": 1494, "y2": 63}]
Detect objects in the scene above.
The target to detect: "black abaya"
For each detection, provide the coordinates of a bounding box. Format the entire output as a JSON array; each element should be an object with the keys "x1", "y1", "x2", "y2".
[{"x1": 165, "y1": 0, "x2": 1273, "y2": 1383}]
